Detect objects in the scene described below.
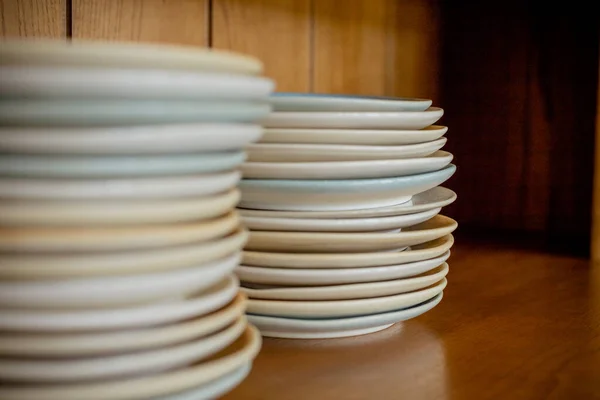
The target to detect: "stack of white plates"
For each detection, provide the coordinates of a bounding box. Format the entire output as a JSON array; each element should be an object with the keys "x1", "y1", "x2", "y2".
[
  {"x1": 0, "y1": 40, "x2": 271, "y2": 400},
  {"x1": 237, "y1": 93, "x2": 457, "y2": 339}
]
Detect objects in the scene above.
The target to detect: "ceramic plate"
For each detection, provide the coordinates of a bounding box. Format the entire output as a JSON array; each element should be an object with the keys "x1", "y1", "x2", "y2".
[
  {"x1": 242, "y1": 234, "x2": 453, "y2": 269},
  {"x1": 261, "y1": 125, "x2": 448, "y2": 145},
  {"x1": 0, "y1": 152, "x2": 246, "y2": 178},
  {"x1": 237, "y1": 251, "x2": 449, "y2": 286},
  {"x1": 246, "y1": 138, "x2": 446, "y2": 162},
  {"x1": 249, "y1": 292, "x2": 442, "y2": 339},
  {"x1": 264, "y1": 107, "x2": 443, "y2": 129},
  {"x1": 0, "y1": 66, "x2": 273, "y2": 100},
  {"x1": 240, "y1": 207, "x2": 440, "y2": 232},
  {"x1": 270, "y1": 93, "x2": 432, "y2": 112},
  {"x1": 0, "y1": 326, "x2": 261, "y2": 400},
  {"x1": 0, "y1": 124, "x2": 263, "y2": 155},
  {"x1": 242, "y1": 151, "x2": 453, "y2": 179},
  {"x1": 0, "y1": 100, "x2": 271, "y2": 126},
  {"x1": 0, "y1": 253, "x2": 240, "y2": 309},
  {"x1": 0, "y1": 276, "x2": 239, "y2": 332},
  {"x1": 1, "y1": 39, "x2": 263, "y2": 75},
  {"x1": 0, "y1": 212, "x2": 239, "y2": 252},
  {"x1": 1, "y1": 189, "x2": 240, "y2": 227},
  {"x1": 239, "y1": 164, "x2": 456, "y2": 211},
  {"x1": 0, "y1": 170, "x2": 240, "y2": 200},
  {"x1": 0, "y1": 317, "x2": 247, "y2": 382},
  {"x1": 245, "y1": 215, "x2": 457, "y2": 253},
  {"x1": 242, "y1": 263, "x2": 448, "y2": 300},
  {"x1": 0, "y1": 294, "x2": 247, "y2": 357},
  {"x1": 0, "y1": 229, "x2": 248, "y2": 279},
  {"x1": 239, "y1": 186, "x2": 456, "y2": 219},
  {"x1": 246, "y1": 278, "x2": 446, "y2": 318}
]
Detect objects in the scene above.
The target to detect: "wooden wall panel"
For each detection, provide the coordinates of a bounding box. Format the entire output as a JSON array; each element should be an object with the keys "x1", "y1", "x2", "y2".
[
  {"x1": 212, "y1": 0, "x2": 310, "y2": 92},
  {"x1": 0, "y1": 0, "x2": 66, "y2": 38},
  {"x1": 72, "y1": 0, "x2": 208, "y2": 46}
]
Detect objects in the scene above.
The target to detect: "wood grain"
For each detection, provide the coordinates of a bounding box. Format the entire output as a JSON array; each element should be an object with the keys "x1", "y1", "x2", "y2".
[
  {"x1": 72, "y1": 0, "x2": 208, "y2": 46},
  {"x1": 593, "y1": 58, "x2": 600, "y2": 263},
  {"x1": 0, "y1": 0, "x2": 66, "y2": 38},
  {"x1": 224, "y1": 240, "x2": 600, "y2": 399},
  {"x1": 212, "y1": 0, "x2": 310, "y2": 92}
]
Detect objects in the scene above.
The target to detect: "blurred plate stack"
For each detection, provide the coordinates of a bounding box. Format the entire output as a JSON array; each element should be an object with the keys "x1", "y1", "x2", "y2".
[
  {"x1": 0, "y1": 40, "x2": 271, "y2": 400},
  {"x1": 237, "y1": 93, "x2": 457, "y2": 339}
]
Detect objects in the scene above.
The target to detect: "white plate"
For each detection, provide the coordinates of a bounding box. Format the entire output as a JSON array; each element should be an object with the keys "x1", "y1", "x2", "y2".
[
  {"x1": 270, "y1": 93, "x2": 432, "y2": 112},
  {"x1": 0, "y1": 100, "x2": 271, "y2": 126},
  {"x1": 0, "y1": 152, "x2": 246, "y2": 178},
  {"x1": 245, "y1": 215, "x2": 457, "y2": 253},
  {"x1": 264, "y1": 107, "x2": 443, "y2": 129},
  {"x1": 246, "y1": 278, "x2": 446, "y2": 318},
  {"x1": 242, "y1": 263, "x2": 448, "y2": 300},
  {"x1": 0, "y1": 293, "x2": 247, "y2": 357},
  {"x1": 0, "y1": 253, "x2": 240, "y2": 309},
  {"x1": 0, "y1": 325, "x2": 261, "y2": 400},
  {"x1": 0, "y1": 229, "x2": 248, "y2": 279},
  {"x1": 242, "y1": 151, "x2": 453, "y2": 179},
  {"x1": 243, "y1": 234, "x2": 453, "y2": 269},
  {"x1": 241, "y1": 207, "x2": 440, "y2": 232},
  {"x1": 249, "y1": 292, "x2": 442, "y2": 339},
  {"x1": 237, "y1": 251, "x2": 449, "y2": 286},
  {"x1": 1, "y1": 39, "x2": 262, "y2": 75},
  {"x1": 0, "y1": 276, "x2": 239, "y2": 332},
  {"x1": 239, "y1": 164, "x2": 456, "y2": 211},
  {"x1": 0, "y1": 189, "x2": 240, "y2": 227},
  {"x1": 0, "y1": 170, "x2": 240, "y2": 200},
  {"x1": 246, "y1": 138, "x2": 446, "y2": 162},
  {"x1": 0, "y1": 124, "x2": 263, "y2": 155},
  {"x1": 262, "y1": 125, "x2": 448, "y2": 145},
  {"x1": 0, "y1": 66, "x2": 273, "y2": 100},
  {"x1": 239, "y1": 186, "x2": 456, "y2": 219},
  {"x1": 0, "y1": 212, "x2": 239, "y2": 252},
  {"x1": 0, "y1": 316, "x2": 247, "y2": 383}
]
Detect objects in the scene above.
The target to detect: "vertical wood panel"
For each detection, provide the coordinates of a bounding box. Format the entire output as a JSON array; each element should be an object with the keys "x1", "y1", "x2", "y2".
[
  {"x1": 0, "y1": 0, "x2": 66, "y2": 38},
  {"x1": 212, "y1": 0, "x2": 310, "y2": 92},
  {"x1": 593, "y1": 59, "x2": 600, "y2": 262},
  {"x1": 72, "y1": 0, "x2": 208, "y2": 46}
]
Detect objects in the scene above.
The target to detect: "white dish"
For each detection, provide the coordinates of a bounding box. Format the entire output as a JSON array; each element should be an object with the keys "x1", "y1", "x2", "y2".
[
  {"x1": 270, "y1": 93, "x2": 432, "y2": 112},
  {"x1": 240, "y1": 164, "x2": 456, "y2": 211},
  {"x1": 0, "y1": 100, "x2": 271, "y2": 126},
  {"x1": 0, "y1": 325, "x2": 261, "y2": 400},
  {"x1": 0, "y1": 66, "x2": 273, "y2": 100},
  {"x1": 0, "y1": 276, "x2": 239, "y2": 332},
  {"x1": 249, "y1": 292, "x2": 442, "y2": 339},
  {"x1": 241, "y1": 207, "x2": 440, "y2": 232},
  {"x1": 243, "y1": 234, "x2": 453, "y2": 269},
  {"x1": 246, "y1": 138, "x2": 446, "y2": 162},
  {"x1": 0, "y1": 124, "x2": 263, "y2": 155},
  {"x1": 0, "y1": 316, "x2": 247, "y2": 383},
  {"x1": 264, "y1": 107, "x2": 443, "y2": 129},
  {"x1": 246, "y1": 278, "x2": 446, "y2": 318},
  {"x1": 0, "y1": 293, "x2": 247, "y2": 357},
  {"x1": 0, "y1": 253, "x2": 240, "y2": 309},
  {"x1": 0, "y1": 212, "x2": 239, "y2": 252},
  {"x1": 262, "y1": 125, "x2": 448, "y2": 145},
  {"x1": 1, "y1": 39, "x2": 263, "y2": 75},
  {"x1": 0, "y1": 170, "x2": 240, "y2": 200},
  {"x1": 242, "y1": 263, "x2": 448, "y2": 300},
  {"x1": 0, "y1": 152, "x2": 246, "y2": 178},
  {"x1": 242, "y1": 151, "x2": 453, "y2": 179},
  {"x1": 239, "y1": 186, "x2": 456, "y2": 219},
  {"x1": 245, "y1": 215, "x2": 457, "y2": 253},
  {"x1": 0, "y1": 189, "x2": 240, "y2": 227},
  {"x1": 237, "y1": 251, "x2": 449, "y2": 286},
  {"x1": 0, "y1": 229, "x2": 248, "y2": 279}
]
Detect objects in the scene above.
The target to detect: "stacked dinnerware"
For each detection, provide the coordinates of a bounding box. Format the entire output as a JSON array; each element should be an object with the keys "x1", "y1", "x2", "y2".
[
  {"x1": 237, "y1": 93, "x2": 457, "y2": 339},
  {"x1": 0, "y1": 40, "x2": 272, "y2": 399}
]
